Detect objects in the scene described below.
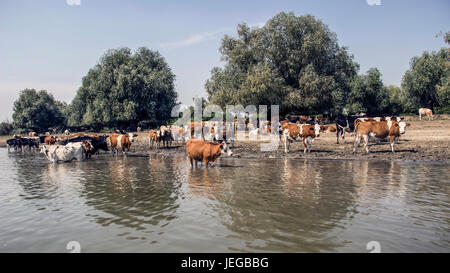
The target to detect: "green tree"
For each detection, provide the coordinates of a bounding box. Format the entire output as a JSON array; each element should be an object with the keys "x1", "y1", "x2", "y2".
[
  {"x1": 386, "y1": 85, "x2": 404, "y2": 114},
  {"x1": 68, "y1": 47, "x2": 178, "y2": 129},
  {"x1": 401, "y1": 48, "x2": 449, "y2": 113},
  {"x1": 0, "y1": 121, "x2": 14, "y2": 136},
  {"x1": 205, "y1": 12, "x2": 358, "y2": 115},
  {"x1": 346, "y1": 68, "x2": 391, "y2": 114},
  {"x1": 12, "y1": 89, "x2": 65, "y2": 132}
]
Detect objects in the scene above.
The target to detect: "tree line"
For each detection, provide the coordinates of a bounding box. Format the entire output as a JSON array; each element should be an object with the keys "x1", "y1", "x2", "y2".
[{"x1": 3, "y1": 12, "x2": 449, "y2": 135}]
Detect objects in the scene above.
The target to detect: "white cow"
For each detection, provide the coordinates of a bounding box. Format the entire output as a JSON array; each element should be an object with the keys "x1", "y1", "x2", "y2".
[{"x1": 40, "y1": 142, "x2": 86, "y2": 163}]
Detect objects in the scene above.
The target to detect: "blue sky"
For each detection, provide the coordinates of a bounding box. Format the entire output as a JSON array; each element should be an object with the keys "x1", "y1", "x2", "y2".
[{"x1": 0, "y1": 0, "x2": 449, "y2": 120}]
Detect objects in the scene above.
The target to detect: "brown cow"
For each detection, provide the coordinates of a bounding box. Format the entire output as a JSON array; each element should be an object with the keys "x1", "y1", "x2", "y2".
[
  {"x1": 109, "y1": 133, "x2": 132, "y2": 155},
  {"x1": 44, "y1": 136, "x2": 57, "y2": 145},
  {"x1": 419, "y1": 108, "x2": 434, "y2": 120},
  {"x1": 283, "y1": 122, "x2": 322, "y2": 153},
  {"x1": 186, "y1": 139, "x2": 232, "y2": 168},
  {"x1": 28, "y1": 132, "x2": 38, "y2": 137},
  {"x1": 353, "y1": 120, "x2": 410, "y2": 153},
  {"x1": 148, "y1": 130, "x2": 160, "y2": 149},
  {"x1": 320, "y1": 125, "x2": 337, "y2": 133}
]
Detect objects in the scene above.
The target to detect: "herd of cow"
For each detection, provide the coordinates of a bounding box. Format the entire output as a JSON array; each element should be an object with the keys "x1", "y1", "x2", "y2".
[{"x1": 4, "y1": 107, "x2": 435, "y2": 166}]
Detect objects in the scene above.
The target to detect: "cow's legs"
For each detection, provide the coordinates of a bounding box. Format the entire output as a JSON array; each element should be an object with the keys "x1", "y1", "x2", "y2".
[
  {"x1": 189, "y1": 157, "x2": 193, "y2": 167},
  {"x1": 284, "y1": 131, "x2": 288, "y2": 153},
  {"x1": 363, "y1": 135, "x2": 370, "y2": 153},
  {"x1": 390, "y1": 136, "x2": 397, "y2": 153},
  {"x1": 336, "y1": 127, "x2": 340, "y2": 144},
  {"x1": 303, "y1": 139, "x2": 307, "y2": 153},
  {"x1": 353, "y1": 133, "x2": 361, "y2": 153},
  {"x1": 419, "y1": 113, "x2": 422, "y2": 120}
]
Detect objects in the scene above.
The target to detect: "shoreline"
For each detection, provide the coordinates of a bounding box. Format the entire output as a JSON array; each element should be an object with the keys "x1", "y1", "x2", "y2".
[{"x1": 1, "y1": 119, "x2": 450, "y2": 163}]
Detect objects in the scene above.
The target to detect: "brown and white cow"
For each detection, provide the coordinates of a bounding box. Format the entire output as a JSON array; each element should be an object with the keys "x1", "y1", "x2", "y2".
[
  {"x1": 28, "y1": 132, "x2": 38, "y2": 137},
  {"x1": 354, "y1": 116, "x2": 403, "y2": 129},
  {"x1": 419, "y1": 108, "x2": 434, "y2": 120},
  {"x1": 353, "y1": 120, "x2": 410, "y2": 153},
  {"x1": 148, "y1": 130, "x2": 160, "y2": 149},
  {"x1": 283, "y1": 122, "x2": 321, "y2": 153},
  {"x1": 186, "y1": 139, "x2": 232, "y2": 168},
  {"x1": 109, "y1": 133, "x2": 135, "y2": 155}
]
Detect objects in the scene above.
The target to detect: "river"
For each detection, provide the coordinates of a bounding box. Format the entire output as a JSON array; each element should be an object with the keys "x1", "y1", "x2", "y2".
[{"x1": 0, "y1": 148, "x2": 448, "y2": 252}]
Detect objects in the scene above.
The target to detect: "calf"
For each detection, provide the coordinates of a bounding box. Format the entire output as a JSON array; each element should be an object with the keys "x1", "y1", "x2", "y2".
[
  {"x1": 283, "y1": 122, "x2": 321, "y2": 153},
  {"x1": 419, "y1": 108, "x2": 434, "y2": 120},
  {"x1": 353, "y1": 120, "x2": 410, "y2": 153},
  {"x1": 186, "y1": 139, "x2": 232, "y2": 168}
]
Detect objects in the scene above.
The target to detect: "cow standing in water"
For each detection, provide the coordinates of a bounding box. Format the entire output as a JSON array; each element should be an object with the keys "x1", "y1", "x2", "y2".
[
  {"x1": 109, "y1": 133, "x2": 136, "y2": 156},
  {"x1": 419, "y1": 108, "x2": 434, "y2": 120},
  {"x1": 148, "y1": 130, "x2": 160, "y2": 149},
  {"x1": 353, "y1": 120, "x2": 410, "y2": 153},
  {"x1": 186, "y1": 139, "x2": 232, "y2": 168}
]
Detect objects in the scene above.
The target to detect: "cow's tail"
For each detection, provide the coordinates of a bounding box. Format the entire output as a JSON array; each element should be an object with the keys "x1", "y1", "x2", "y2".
[
  {"x1": 354, "y1": 120, "x2": 361, "y2": 139},
  {"x1": 353, "y1": 119, "x2": 361, "y2": 132}
]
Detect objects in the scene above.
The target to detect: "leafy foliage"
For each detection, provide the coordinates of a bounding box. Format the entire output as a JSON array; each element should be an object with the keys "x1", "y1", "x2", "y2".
[
  {"x1": 346, "y1": 68, "x2": 391, "y2": 114},
  {"x1": 67, "y1": 47, "x2": 178, "y2": 129},
  {"x1": 0, "y1": 121, "x2": 14, "y2": 136},
  {"x1": 12, "y1": 89, "x2": 65, "y2": 132},
  {"x1": 205, "y1": 12, "x2": 358, "y2": 115},
  {"x1": 401, "y1": 48, "x2": 449, "y2": 113}
]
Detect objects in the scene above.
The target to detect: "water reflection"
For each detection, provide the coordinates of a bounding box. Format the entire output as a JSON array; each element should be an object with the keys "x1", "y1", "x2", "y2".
[
  {"x1": 81, "y1": 156, "x2": 182, "y2": 232},
  {"x1": 2, "y1": 149, "x2": 449, "y2": 252}
]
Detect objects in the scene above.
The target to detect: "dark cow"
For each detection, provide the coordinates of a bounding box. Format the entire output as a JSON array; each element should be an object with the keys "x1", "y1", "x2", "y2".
[
  {"x1": 335, "y1": 115, "x2": 363, "y2": 144},
  {"x1": 62, "y1": 135, "x2": 108, "y2": 157}
]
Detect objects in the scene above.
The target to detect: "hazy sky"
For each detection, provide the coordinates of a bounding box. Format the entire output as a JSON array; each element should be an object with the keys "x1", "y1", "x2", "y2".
[{"x1": 0, "y1": 0, "x2": 448, "y2": 120}]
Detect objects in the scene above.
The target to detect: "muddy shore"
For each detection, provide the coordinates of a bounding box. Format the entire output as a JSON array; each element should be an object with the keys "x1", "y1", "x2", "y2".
[{"x1": 2, "y1": 118, "x2": 450, "y2": 162}]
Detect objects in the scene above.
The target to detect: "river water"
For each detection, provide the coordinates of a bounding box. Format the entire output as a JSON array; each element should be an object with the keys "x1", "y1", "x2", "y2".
[{"x1": 0, "y1": 148, "x2": 448, "y2": 252}]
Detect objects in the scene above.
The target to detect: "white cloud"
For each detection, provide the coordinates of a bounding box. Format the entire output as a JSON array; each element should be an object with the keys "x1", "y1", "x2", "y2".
[
  {"x1": 66, "y1": 0, "x2": 81, "y2": 6},
  {"x1": 160, "y1": 27, "x2": 232, "y2": 49},
  {"x1": 366, "y1": 0, "x2": 381, "y2": 6},
  {"x1": 250, "y1": 22, "x2": 265, "y2": 28},
  {"x1": 159, "y1": 21, "x2": 267, "y2": 49}
]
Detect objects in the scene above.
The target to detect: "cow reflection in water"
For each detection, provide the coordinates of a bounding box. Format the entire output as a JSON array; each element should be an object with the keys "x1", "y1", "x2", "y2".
[
  {"x1": 187, "y1": 168, "x2": 226, "y2": 200},
  {"x1": 281, "y1": 159, "x2": 322, "y2": 200},
  {"x1": 184, "y1": 159, "x2": 357, "y2": 252},
  {"x1": 348, "y1": 161, "x2": 408, "y2": 201}
]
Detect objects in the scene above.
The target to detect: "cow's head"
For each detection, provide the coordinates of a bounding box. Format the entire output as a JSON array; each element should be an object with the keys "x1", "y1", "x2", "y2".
[
  {"x1": 127, "y1": 132, "x2": 137, "y2": 142},
  {"x1": 398, "y1": 121, "x2": 409, "y2": 134},
  {"x1": 314, "y1": 124, "x2": 321, "y2": 137},
  {"x1": 82, "y1": 140, "x2": 94, "y2": 152},
  {"x1": 219, "y1": 141, "x2": 233, "y2": 156}
]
